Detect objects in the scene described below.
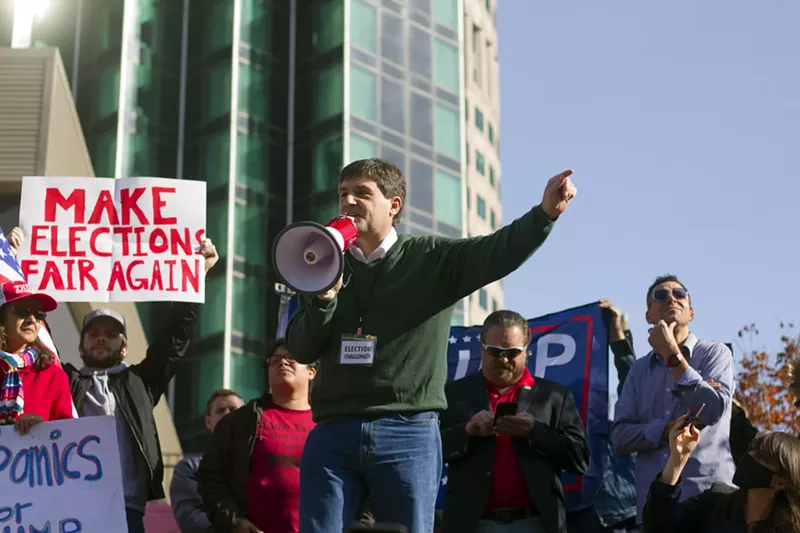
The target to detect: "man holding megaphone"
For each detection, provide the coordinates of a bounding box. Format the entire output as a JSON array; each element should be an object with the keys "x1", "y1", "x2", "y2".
[{"x1": 281, "y1": 158, "x2": 577, "y2": 533}]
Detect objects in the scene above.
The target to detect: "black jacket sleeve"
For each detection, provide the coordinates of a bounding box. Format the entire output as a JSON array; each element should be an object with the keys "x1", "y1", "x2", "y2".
[
  {"x1": 134, "y1": 302, "x2": 199, "y2": 405},
  {"x1": 528, "y1": 388, "x2": 590, "y2": 475},
  {"x1": 197, "y1": 413, "x2": 245, "y2": 532},
  {"x1": 643, "y1": 475, "x2": 717, "y2": 533},
  {"x1": 610, "y1": 330, "x2": 636, "y2": 395}
]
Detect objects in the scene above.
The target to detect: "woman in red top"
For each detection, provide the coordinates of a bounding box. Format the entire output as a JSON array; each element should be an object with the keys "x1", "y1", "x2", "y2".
[{"x1": 0, "y1": 280, "x2": 74, "y2": 434}]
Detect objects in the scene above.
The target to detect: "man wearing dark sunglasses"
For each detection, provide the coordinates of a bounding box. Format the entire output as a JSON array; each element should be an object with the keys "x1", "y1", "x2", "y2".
[
  {"x1": 440, "y1": 310, "x2": 589, "y2": 533},
  {"x1": 611, "y1": 275, "x2": 735, "y2": 525}
]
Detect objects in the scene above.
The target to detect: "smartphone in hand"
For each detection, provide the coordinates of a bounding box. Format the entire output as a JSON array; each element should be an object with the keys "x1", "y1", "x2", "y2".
[
  {"x1": 678, "y1": 403, "x2": 706, "y2": 430},
  {"x1": 494, "y1": 401, "x2": 518, "y2": 425}
]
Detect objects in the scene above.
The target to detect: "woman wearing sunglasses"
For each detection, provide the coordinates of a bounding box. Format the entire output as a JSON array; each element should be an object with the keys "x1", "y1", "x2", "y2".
[
  {"x1": 643, "y1": 414, "x2": 800, "y2": 533},
  {"x1": 0, "y1": 280, "x2": 74, "y2": 434}
]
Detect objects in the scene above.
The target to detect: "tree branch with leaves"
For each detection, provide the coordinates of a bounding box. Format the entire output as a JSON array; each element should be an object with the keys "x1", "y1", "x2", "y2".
[{"x1": 734, "y1": 322, "x2": 800, "y2": 433}]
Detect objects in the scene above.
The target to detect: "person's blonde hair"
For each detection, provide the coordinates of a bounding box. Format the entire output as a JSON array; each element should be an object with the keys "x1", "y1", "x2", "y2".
[{"x1": 0, "y1": 308, "x2": 55, "y2": 369}]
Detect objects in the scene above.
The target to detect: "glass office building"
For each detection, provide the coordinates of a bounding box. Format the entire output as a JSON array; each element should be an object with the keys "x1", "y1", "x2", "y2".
[{"x1": 2, "y1": 0, "x2": 473, "y2": 450}]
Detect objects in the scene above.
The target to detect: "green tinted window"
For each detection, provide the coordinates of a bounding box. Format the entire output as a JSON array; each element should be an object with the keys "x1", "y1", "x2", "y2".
[
  {"x1": 351, "y1": 0, "x2": 377, "y2": 52},
  {"x1": 488, "y1": 123, "x2": 494, "y2": 144},
  {"x1": 433, "y1": 0, "x2": 458, "y2": 29},
  {"x1": 434, "y1": 169, "x2": 462, "y2": 227},
  {"x1": 314, "y1": 134, "x2": 343, "y2": 192},
  {"x1": 316, "y1": 64, "x2": 344, "y2": 122},
  {"x1": 232, "y1": 276, "x2": 267, "y2": 343},
  {"x1": 242, "y1": 0, "x2": 268, "y2": 51},
  {"x1": 230, "y1": 352, "x2": 264, "y2": 404},
  {"x1": 240, "y1": 63, "x2": 266, "y2": 122},
  {"x1": 433, "y1": 39, "x2": 459, "y2": 94},
  {"x1": 434, "y1": 104, "x2": 460, "y2": 160},
  {"x1": 203, "y1": 133, "x2": 230, "y2": 190},
  {"x1": 97, "y1": 67, "x2": 120, "y2": 117},
  {"x1": 206, "y1": 64, "x2": 232, "y2": 121},
  {"x1": 316, "y1": 0, "x2": 344, "y2": 53},
  {"x1": 479, "y1": 288, "x2": 488, "y2": 309},
  {"x1": 234, "y1": 203, "x2": 266, "y2": 266},
  {"x1": 197, "y1": 276, "x2": 226, "y2": 339},
  {"x1": 91, "y1": 133, "x2": 117, "y2": 179},
  {"x1": 492, "y1": 298, "x2": 498, "y2": 312},
  {"x1": 476, "y1": 151, "x2": 485, "y2": 175},
  {"x1": 350, "y1": 66, "x2": 377, "y2": 121},
  {"x1": 237, "y1": 134, "x2": 266, "y2": 193},
  {"x1": 206, "y1": 204, "x2": 229, "y2": 255},
  {"x1": 315, "y1": 203, "x2": 339, "y2": 223},
  {"x1": 490, "y1": 208, "x2": 496, "y2": 229},
  {"x1": 476, "y1": 195, "x2": 486, "y2": 219},
  {"x1": 349, "y1": 132, "x2": 377, "y2": 162},
  {"x1": 208, "y1": 0, "x2": 233, "y2": 52},
  {"x1": 489, "y1": 166, "x2": 495, "y2": 187}
]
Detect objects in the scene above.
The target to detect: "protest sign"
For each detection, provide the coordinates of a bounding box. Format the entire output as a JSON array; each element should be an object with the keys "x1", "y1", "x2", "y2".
[
  {"x1": 18, "y1": 177, "x2": 207, "y2": 303},
  {"x1": 0, "y1": 416, "x2": 126, "y2": 532}
]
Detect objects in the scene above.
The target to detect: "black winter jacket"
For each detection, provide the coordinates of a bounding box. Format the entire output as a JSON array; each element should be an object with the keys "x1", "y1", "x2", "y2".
[{"x1": 64, "y1": 302, "x2": 199, "y2": 501}]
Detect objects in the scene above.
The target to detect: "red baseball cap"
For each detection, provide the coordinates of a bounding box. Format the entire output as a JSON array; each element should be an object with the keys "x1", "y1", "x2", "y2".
[{"x1": 0, "y1": 281, "x2": 57, "y2": 312}]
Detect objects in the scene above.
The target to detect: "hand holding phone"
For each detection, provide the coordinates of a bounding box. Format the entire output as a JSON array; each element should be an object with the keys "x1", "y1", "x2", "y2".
[
  {"x1": 678, "y1": 403, "x2": 705, "y2": 430},
  {"x1": 494, "y1": 401, "x2": 518, "y2": 425}
]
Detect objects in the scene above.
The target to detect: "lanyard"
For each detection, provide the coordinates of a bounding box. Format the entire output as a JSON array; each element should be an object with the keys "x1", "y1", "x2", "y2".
[{"x1": 346, "y1": 254, "x2": 389, "y2": 336}]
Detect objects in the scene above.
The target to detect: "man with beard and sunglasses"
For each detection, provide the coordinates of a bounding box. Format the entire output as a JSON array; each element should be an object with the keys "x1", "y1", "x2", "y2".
[
  {"x1": 611, "y1": 274, "x2": 736, "y2": 526},
  {"x1": 439, "y1": 310, "x2": 589, "y2": 533},
  {"x1": 60, "y1": 239, "x2": 218, "y2": 533}
]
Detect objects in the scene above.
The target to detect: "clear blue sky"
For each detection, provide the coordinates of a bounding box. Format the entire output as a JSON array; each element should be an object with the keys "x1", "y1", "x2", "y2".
[{"x1": 496, "y1": 1, "x2": 800, "y2": 401}]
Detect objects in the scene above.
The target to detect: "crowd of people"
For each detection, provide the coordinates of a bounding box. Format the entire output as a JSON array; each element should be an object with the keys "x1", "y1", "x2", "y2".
[{"x1": 2, "y1": 159, "x2": 799, "y2": 533}]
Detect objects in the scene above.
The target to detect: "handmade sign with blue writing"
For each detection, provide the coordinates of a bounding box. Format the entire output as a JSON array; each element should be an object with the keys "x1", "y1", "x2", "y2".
[{"x1": 0, "y1": 416, "x2": 126, "y2": 532}]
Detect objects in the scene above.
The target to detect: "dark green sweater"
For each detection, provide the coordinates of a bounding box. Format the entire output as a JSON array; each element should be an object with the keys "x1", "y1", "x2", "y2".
[{"x1": 285, "y1": 204, "x2": 555, "y2": 421}]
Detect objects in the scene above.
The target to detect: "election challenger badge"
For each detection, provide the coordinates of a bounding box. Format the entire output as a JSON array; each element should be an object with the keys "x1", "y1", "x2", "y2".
[{"x1": 340, "y1": 334, "x2": 377, "y2": 365}]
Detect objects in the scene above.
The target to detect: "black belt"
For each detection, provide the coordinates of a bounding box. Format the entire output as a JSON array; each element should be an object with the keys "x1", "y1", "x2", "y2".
[{"x1": 482, "y1": 506, "x2": 538, "y2": 524}]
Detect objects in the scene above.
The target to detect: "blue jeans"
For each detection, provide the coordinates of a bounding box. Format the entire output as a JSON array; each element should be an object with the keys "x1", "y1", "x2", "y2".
[{"x1": 299, "y1": 412, "x2": 442, "y2": 533}]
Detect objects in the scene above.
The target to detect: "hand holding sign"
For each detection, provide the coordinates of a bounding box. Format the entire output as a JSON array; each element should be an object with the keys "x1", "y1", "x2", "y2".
[
  {"x1": 7, "y1": 226, "x2": 23, "y2": 256},
  {"x1": 199, "y1": 238, "x2": 219, "y2": 273},
  {"x1": 13, "y1": 413, "x2": 44, "y2": 435},
  {"x1": 541, "y1": 169, "x2": 577, "y2": 219}
]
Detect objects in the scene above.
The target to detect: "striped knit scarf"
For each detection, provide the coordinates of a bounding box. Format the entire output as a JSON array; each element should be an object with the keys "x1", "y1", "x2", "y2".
[{"x1": 0, "y1": 347, "x2": 38, "y2": 425}]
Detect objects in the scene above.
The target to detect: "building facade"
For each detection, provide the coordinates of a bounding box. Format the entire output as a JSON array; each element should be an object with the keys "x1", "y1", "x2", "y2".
[
  {"x1": 1, "y1": 0, "x2": 502, "y2": 451},
  {"x1": 0, "y1": 46, "x2": 184, "y2": 498},
  {"x1": 464, "y1": 0, "x2": 501, "y2": 324}
]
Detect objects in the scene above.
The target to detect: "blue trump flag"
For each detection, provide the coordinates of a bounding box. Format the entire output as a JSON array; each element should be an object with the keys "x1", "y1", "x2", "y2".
[
  {"x1": 277, "y1": 299, "x2": 609, "y2": 512},
  {"x1": 438, "y1": 302, "x2": 609, "y2": 511}
]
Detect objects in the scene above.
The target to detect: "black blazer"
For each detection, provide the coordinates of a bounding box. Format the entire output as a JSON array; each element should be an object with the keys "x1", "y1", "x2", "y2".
[{"x1": 440, "y1": 372, "x2": 590, "y2": 533}]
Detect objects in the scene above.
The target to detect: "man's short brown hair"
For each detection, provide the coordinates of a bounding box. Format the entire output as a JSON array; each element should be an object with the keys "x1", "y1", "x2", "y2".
[
  {"x1": 205, "y1": 389, "x2": 242, "y2": 416},
  {"x1": 338, "y1": 158, "x2": 407, "y2": 226}
]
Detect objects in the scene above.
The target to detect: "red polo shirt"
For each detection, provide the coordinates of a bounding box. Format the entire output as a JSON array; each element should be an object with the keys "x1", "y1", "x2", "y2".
[{"x1": 486, "y1": 368, "x2": 535, "y2": 510}]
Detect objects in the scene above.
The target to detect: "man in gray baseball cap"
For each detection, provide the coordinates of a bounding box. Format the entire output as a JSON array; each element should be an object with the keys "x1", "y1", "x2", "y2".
[{"x1": 65, "y1": 242, "x2": 219, "y2": 533}]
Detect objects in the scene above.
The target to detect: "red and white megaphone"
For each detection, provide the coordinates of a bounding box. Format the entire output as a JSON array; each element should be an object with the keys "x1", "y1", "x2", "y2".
[{"x1": 272, "y1": 216, "x2": 358, "y2": 294}]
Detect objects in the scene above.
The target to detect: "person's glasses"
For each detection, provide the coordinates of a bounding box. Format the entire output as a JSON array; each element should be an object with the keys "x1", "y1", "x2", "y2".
[
  {"x1": 11, "y1": 307, "x2": 47, "y2": 321},
  {"x1": 652, "y1": 288, "x2": 688, "y2": 301},
  {"x1": 268, "y1": 357, "x2": 297, "y2": 367},
  {"x1": 482, "y1": 344, "x2": 528, "y2": 359}
]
